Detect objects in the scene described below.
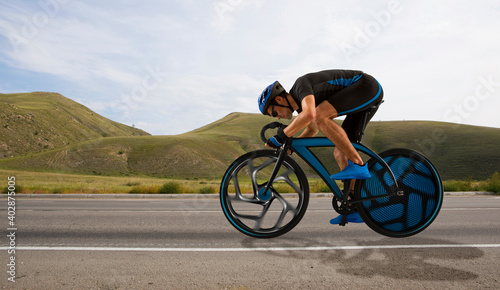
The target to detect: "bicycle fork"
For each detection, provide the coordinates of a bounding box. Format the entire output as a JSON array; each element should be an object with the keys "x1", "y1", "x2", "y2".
[{"x1": 259, "y1": 141, "x2": 291, "y2": 201}]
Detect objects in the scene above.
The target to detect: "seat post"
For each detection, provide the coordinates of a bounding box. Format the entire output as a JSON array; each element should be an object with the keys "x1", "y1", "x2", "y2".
[{"x1": 356, "y1": 100, "x2": 383, "y2": 143}]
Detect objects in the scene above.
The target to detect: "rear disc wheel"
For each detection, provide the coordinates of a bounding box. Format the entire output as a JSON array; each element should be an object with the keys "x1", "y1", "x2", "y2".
[{"x1": 355, "y1": 148, "x2": 443, "y2": 237}]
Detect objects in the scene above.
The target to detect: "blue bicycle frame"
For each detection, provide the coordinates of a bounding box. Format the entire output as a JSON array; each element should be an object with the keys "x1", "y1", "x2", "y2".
[
  {"x1": 289, "y1": 137, "x2": 400, "y2": 200},
  {"x1": 222, "y1": 115, "x2": 443, "y2": 238}
]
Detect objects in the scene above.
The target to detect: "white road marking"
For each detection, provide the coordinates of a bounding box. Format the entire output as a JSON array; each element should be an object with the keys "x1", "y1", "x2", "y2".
[{"x1": 3, "y1": 244, "x2": 500, "y2": 252}]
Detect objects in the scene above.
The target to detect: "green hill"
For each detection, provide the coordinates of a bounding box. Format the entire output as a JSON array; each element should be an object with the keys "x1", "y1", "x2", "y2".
[
  {"x1": 360, "y1": 121, "x2": 500, "y2": 180},
  {"x1": 0, "y1": 112, "x2": 286, "y2": 179},
  {"x1": 0, "y1": 92, "x2": 499, "y2": 180},
  {"x1": 0, "y1": 92, "x2": 149, "y2": 158},
  {"x1": 188, "y1": 113, "x2": 500, "y2": 180}
]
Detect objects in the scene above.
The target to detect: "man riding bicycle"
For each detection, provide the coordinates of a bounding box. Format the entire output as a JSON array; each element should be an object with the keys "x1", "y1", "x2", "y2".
[{"x1": 258, "y1": 69, "x2": 384, "y2": 224}]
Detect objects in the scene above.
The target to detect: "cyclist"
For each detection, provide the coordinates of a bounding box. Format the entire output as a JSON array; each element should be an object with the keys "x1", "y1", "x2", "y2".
[{"x1": 258, "y1": 69, "x2": 383, "y2": 224}]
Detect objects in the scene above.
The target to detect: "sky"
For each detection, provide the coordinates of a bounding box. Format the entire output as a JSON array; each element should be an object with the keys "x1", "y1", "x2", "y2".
[{"x1": 0, "y1": 0, "x2": 499, "y2": 135}]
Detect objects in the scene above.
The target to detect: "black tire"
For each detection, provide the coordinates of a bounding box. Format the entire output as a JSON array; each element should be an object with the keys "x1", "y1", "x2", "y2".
[
  {"x1": 355, "y1": 148, "x2": 443, "y2": 238},
  {"x1": 220, "y1": 150, "x2": 309, "y2": 238}
]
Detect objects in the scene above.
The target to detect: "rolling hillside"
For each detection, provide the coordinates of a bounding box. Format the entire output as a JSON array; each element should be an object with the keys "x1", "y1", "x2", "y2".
[
  {"x1": 0, "y1": 92, "x2": 149, "y2": 158},
  {"x1": 0, "y1": 113, "x2": 281, "y2": 179},
  {"x1": 0, "y1": 92, "x2": 499, "y2": 180}
]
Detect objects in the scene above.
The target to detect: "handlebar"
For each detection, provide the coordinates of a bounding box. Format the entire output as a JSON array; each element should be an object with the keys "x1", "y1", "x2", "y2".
[{"x1": 260, "y1": 122, "x2": 287, "y2": 144}]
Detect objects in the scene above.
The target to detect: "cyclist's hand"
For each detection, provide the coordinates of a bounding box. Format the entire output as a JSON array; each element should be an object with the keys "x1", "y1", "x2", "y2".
[{"x1": 265, "y1": 127, "x2": 289, "y2": 149}]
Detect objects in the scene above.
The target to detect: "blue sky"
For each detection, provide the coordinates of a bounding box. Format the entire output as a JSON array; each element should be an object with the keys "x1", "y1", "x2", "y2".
[{"x1": 1, "y1": 0, "x2": 499, "y2": 135}]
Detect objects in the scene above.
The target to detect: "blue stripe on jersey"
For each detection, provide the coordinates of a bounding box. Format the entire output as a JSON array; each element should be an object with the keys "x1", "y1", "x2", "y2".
[{"x1": 327, "y1": 74, "x2": 362, "y2": 87}]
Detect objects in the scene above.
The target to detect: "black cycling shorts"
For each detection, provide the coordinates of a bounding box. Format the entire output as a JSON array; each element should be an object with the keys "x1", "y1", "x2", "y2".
[{"x1": 327, "y1": 73, "x2": 383, "y2": 143}]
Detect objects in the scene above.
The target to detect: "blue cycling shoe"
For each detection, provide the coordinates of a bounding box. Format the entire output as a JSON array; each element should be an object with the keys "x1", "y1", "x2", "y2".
[
  {"x1": 330, "y1": 212, "x2": 364, "y2": 224},
  {"x1": 330, "y1": 160, "x2": 371, "y2": 180}
]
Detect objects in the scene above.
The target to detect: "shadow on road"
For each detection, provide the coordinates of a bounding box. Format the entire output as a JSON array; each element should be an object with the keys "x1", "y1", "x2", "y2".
[{"x1": 242, "y1": 237, "x2": 482, "y2": 281}]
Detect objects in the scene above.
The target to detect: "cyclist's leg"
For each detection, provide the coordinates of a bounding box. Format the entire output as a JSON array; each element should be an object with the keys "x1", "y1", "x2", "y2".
[
  {"x1": 329, "y1": 75, "x2": 383, "y2": 191},
  {"x1": 314, "y1": 102, "x2": 364, "y2": 166},
  {"x1": 319, "y1": 73, "x2": 383, "y2": 165},
  {"x1": 342, "y1": 105, "x2": 380, "y2": 143},
  {"x1": 337, "y1": 109, "x2": 379, "y2": 191},
  {"x1": 329, "y1": 109, "x2": 381, "y2": 225},
  {"x1": 327, "y1": 74, "x2": 385, "y2": 224},
  {"x1": 332, "y1": 74, "x2": 383, "y2": 161}
]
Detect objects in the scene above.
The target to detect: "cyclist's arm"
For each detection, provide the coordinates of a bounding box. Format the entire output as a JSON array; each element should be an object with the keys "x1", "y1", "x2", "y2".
[
  {"x1": 298, "y1": 122, "x2": 319, "y2": 138},
  {"x1": 283, "y1": 95, "x2": 316, "y2": 137}
]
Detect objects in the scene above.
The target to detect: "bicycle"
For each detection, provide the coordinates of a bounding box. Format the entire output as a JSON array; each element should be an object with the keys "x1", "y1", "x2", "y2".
[{"x1": 219, "y1": 102, "x2": 443, "y2": 238}]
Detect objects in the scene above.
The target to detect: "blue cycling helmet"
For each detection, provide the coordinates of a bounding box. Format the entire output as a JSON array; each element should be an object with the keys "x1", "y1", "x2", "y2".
[{"x1": 258, "y1": 81, "x2": 285, "y2": 115}]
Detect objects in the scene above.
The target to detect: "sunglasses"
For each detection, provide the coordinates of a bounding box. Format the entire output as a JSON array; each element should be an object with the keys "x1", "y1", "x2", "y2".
[
  {"x1": 271, "y1": 105, "x2": 278, "y2": 117},
  {"x1": 270, "y1": 103, "x2": 290, "y2": 117}
]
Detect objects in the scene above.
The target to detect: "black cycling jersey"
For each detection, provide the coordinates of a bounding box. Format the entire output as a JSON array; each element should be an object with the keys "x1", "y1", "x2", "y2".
[
  {"x1": 289, "y1": 69, "x2": 382, "y2": 116},
  {"x1": 289, "y1": 69, "x2": 384, "y2": 142}
]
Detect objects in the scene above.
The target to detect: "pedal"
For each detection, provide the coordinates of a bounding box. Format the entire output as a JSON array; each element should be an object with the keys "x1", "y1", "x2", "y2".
[{"x1": 340, "y1": 215, "x2": 347, "y2": 226}]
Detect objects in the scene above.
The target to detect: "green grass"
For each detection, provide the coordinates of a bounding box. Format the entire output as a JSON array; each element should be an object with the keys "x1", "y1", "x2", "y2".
[
  {"x1": 1, "y1": 169, "x2": 498, "y2": 194},
  {"x1": 0, "y1": 170, "x2": 221, "y2": 194},
  {"x1": 443, "y1": 172, "x2": 500, "y2": 193},
  {"x1": 199, "y1": 185, "x2": 217, "y2": 193},
  {"x1": 485, "y1": 172, "x2": 500, "y2": 193},
  {"x1": 159, "y1": 181, "x2": 182, "y2": 194}
]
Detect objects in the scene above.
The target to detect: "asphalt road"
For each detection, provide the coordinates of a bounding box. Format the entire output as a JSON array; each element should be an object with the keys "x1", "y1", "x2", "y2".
[{"x1": 1, "y1": 195, "x2": 499, "y2": 289}]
